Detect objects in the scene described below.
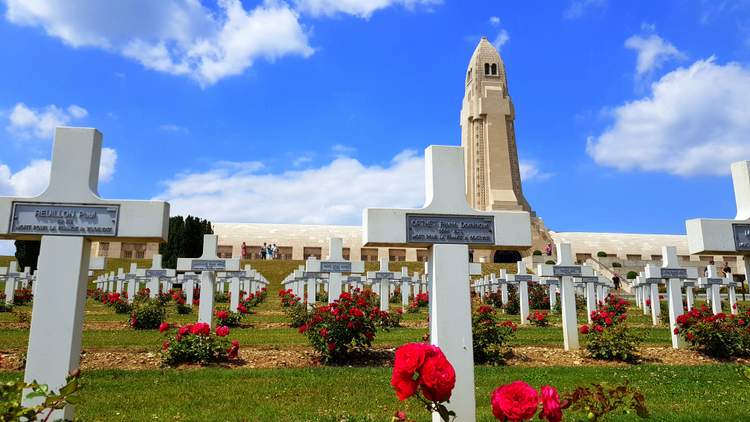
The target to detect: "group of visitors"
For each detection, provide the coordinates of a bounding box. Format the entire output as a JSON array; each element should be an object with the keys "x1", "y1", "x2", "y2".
[{"x1": 239, "y1": 241, "x2": 280, "y2": 260}]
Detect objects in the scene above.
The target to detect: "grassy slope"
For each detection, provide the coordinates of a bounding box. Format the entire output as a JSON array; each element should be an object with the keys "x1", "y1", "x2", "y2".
[
  {"x1": 0, "y1": 256, "x2": 15, "y2": 268},
  {"x1": 1, "y1": 365, "x2": 748, "y2": 421}
]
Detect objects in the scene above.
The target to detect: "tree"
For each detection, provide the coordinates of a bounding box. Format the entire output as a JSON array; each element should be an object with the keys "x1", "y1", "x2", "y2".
[
  {"x1": 14, "y1": 240, "x2": 41, "y2": 271},
  {"x1": 159, "y1": 215, "x2": 213, "y2": 268}
]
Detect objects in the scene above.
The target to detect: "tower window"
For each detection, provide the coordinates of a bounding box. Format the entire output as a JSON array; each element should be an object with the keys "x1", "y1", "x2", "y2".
[
  {"x1": 491, "y1": 63, "x2": 497, "y2": 75},
  {"x1": 484, "y1": 63, "x2": 490, "y2": 74},
  {"x1": 467, "y1": 69, "x2": 472, "y2": 83}
]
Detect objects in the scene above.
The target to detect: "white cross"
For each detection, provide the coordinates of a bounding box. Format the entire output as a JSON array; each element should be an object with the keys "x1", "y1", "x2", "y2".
[
  {"x1": 507, "y1": 261, "x2": 539, "y2": 325},
  {"x1": 698, "y1": 264, "x2": 730, "y2": 315},
  {"x1": 363, "y1": 146, "x2": 531, "y2": 420},
  {"x1": 136, "y1": 254, "x2": 175, "y2": 299},
  {"x1": 306, "y1": 238, "x2": 364, "y2": 304},
  {"x1": 367, "y1": 257, "x2": 397, "y2": 311},
  {"x1": 645, "y1": 246, "x2": 698, "y2": 348},
  {"x1": 2, "y1": 261, "x2": 18, "y2": 305},
  {"x1": 687, "y1": 160, "x2": 750, "y2": 289},
  {"x1": 573, "y1": 273, "x2": 608, "y2": 324},
  {"x1": 177, "y1": 234, "x2": 239, "y2": 326},
  {"x1": 0, "y1": 128, "x2": 169, "y2": 419},
  {"x1": 538, "y1": 243, "x2": 595, "y2": 351}
]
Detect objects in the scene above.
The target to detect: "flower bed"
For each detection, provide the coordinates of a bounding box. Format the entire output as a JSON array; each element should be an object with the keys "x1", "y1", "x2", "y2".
[
  {"x1": 527, "y1": 310, "x2": 549, "y2": 327},
  {"x1": 160, "y1": 322, "x2": 240, "y2": 366},
  {"x1": 13, "y1": 288, "x2": 33, "y2": 306},
  {"x1": 473, "y1": 306, "x2": 516, "y2": 365},
  {"x1": 130, "y1": 299, "x2": 166, "y2": 330},
  {"x1": 579, "y1": 309, "x2": 639, "y2": 362},
  {"x1": 215, "y1": 310, "x2": 243, "y2": 327}
]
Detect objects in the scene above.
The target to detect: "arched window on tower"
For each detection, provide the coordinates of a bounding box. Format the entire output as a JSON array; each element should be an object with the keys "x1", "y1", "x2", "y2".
[
  {"x1": 467, "y1": 69, "x2": 472, "y2": 83},
  {"x1": 491, "y1": 63, "x2": 497, "y2": 75},
  {"x1": 484, "y1": 63, "x2": 490, "y2": 75}
]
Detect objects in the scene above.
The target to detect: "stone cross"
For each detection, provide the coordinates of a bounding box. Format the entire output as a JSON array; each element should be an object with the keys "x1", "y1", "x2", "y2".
[
  {"x1": 507, "y1": 261, "x2": 539, "y2": 324},
  {"x1": 137, "y1": 254, "x2": 174, "y2": 299},
  {"x1": 306, "y1": 238, "x2": 364, "y2": 304},
  {"x1": 367, "y1": 258, "x2": 396, "y2": 311},
  {"x1": 302, "y1": 258, "x2": 322, "y2": 309},
  {"x1": 575, "y1": 272, "x2": 608, "y2": 324},
  {"x1": 687, "y1": 160, "x2": 750, "y2": 298},
  {"x1": 399, "y1": 267, "x2": 410, "y2": 308},
  {"x1": 697, "y1": 265, "x2": 727, "y2": 315},
  {"x1": 539, "y1": 277, "x2": 559, "y2": 311},
  {"x1": 0, "y1": 127, "x2": 169, "y2": 419},
  {"x1": 124, "y1": 263, "x2": 139, "y2": 304},
  {"x1": 363, "y1": 146, "x2": 531, "y2": 421},
  {"x1": 538, "y1": 243, "x2": 595, "y2": 351},
  {"x1": 181, "y1": 272, "x2": 200, "y2": 308},
  {"x1": 116, "y1": 267, "x2": 126, "y2": 293},
  {"x1": 177, "y1": 234, "x2": 239, "y2": 327},
  {"x1": 2, "y1": 261, "x2": 18, "y2": 305},
  {"x1": 645, "y1": 246, "x2": 698, "y2": 349}
]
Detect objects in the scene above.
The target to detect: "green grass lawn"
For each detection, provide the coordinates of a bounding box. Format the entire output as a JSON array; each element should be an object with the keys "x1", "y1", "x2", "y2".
[{"x1": 2, "y1": 364, "x2": 748, "y2": 421}]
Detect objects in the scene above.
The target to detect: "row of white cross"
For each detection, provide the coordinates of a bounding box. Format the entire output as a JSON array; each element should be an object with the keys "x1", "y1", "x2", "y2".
[
  {"x1": 0, "y1": 262, "x2": 35, "y2": 304},
  {"x1": 0, "y1": 128, "x2": 747, "y2": 421}
]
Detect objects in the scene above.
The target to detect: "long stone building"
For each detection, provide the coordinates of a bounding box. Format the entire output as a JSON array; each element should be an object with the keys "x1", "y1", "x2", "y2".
[{"x1": 89, "y1": 38, "x2": 747, "y2": 280}]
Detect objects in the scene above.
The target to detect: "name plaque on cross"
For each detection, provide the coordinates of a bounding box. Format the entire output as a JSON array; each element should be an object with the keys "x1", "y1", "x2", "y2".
[
  {"x1": 514, "y1": 275, "x2": 533, "y2": 282},
  {"x1": 320, "y1": 262, "x2": 352, "y2": 273},
  {"x1": 145, "y1": 270, "x2": 167, "y2": 277},
  {"x1": 553, "y1": 266, "x2": 582, "y2": 277},
  {"x1": 733, "y1": 224, "x2": 750, "y2": 251},
  {"x1": 191, "y1": 260, "x2": 226, "y2": 271},
  {"x1": 661, "y1": 268, "x2": 688, "y2": 279},
  {"x1": 375, "y1": 272, "x2": 393, "y2": 279},
  {"x1": 10, "y1": 202, "x2": 119, "y2": 236},
  {"x1": 579, "y1": 276, "x2": 599, "y2": 284},
  {"x1": 303, "y1": 272, "x2": 320, "y2": 278},
  {"x1": 224, "y1": 271, "x2": 244, "y2": 277},
  {"x1": 405, "y1": 214, "x2": 495, "y2": 244}
]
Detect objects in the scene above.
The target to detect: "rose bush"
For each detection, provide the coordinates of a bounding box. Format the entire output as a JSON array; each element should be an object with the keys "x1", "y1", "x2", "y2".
[
  {"x1": 215, "y1": 309, "x2": 243, "y2": 327},
  {"x1": 160, "y1": 322, "x2": 241, "y2": 365},
  {"x1": 298, "y1": 289, "x2": 381, "y2": 362},
  {"x1": 129, "y1": 299, "x2": 166, "y2": 330},
  {"x1": 13, "y1": 289, "x2": 33, "y2": 306},
  {"x1": 528, "y1": 284, "x2": 550, "y2": 310},
  {"x1": 527, "y1": 310, "x2": 549, "y2": 327},
  {"x1": 473, "y1": 305, "x2": 517, "y2": 365},
  {"x1": 390, "y1": 343, "x2": 456, "y2": 422},
  {"x1": 675, "y1": 304, "x2": 750, "y2": 358},
  {"x1": 597, "y1": 295, "x2": 629, "y2": 318},
  {"x1": 580, "y1": 309, "x2": 640, "y2": 362}
]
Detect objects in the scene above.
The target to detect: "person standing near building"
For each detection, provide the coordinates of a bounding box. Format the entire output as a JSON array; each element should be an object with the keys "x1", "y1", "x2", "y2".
[
  {"x1": 241, "y1": 242, "x2": 247, "y2": 259},
  {"x1": 723, "y1": 262, "x2": 732, "y2": 277},
  {"x1": 261, "y1": 243, "x2": 267, "y2": 260},
  {"x1": 544, "y1": 243, "x2": 552, "y2": 257},
  {"x1": 612, "y1": 273, "x2": 621, "y2": 291}
]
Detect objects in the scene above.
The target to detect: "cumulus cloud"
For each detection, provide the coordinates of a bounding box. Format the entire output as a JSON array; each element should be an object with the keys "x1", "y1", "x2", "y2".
[
  {"x1": 0, "y1": 148, "x2": 118, "y2": 196},
  {"x1": 493, "y1": 29, "x2": 510, "y2": 49},
  {"x1": 519, "y1": 160, "x2": 551, "y2": 181},
  {"x1": 159, "y1": 123, "x2": 189, "y2": 134},
  {"x1": 155, "y1": 150, "x2": 425, "y2": 225},
  {"x1": 4, "y1": 0, "x2": 313, "y2": 86},
  {"x1": 489, "y1": 16, "x2": 500, "y2": 26},
  {"x1": 563, "y1": 0, "x2": 606, "y2": 20},
  {"x1": 586, "y1": 57, "x2": 750, "y2": 176},
  {"x1": 7, "y1": 103, "x2": 88, "y2": 139},
  {"x1": 625, "y1": 33, "x2": 686, "y2": 76},
  {"x1": 294, "y1": 0, "x2": 441, "y2": 18}
]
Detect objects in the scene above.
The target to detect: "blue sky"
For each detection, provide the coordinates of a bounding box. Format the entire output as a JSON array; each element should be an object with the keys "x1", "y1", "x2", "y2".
[{"x1": 1, "y1": 0, "x2": 750, "y2": 255}]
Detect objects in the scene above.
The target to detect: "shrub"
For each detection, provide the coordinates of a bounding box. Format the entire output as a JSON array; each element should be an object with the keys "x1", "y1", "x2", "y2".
[
  {"x1": 160, "y1": 322, "x2": 240, "y2": 366},
  {"x1": 527, "y1": 310, "x2": 549, "y2": 327},
  {"x1": 0, "y1": 372, "x2": 82, "y2": 421},
  {"x1": 13, "y1": 289, "x2": 32, "y2": 306},
  {"x1": 378, "y1": 309, "x2": 403, "y2": 328},
  {"x1": 598, "y1": 295, "x2": 629, "y2": 319},
  {"x1": 545, "y1": 260, "x2": 556, "y2": 265},
  {"x1": 533, "y1": 249, "x2": 543, "y2": 256},
  {"x1": 580, "y1": 309, "x2": 640, "y2": 362},
  {"x1": 675, "y1": 305, "x2": 750, "y2": 358},
  {"x1": 611, "y1": 262, "x2": 622, "y2": 268},
  {"x1": 157, "y1": 291, "x2": 171, "y2": 306},
  {"x1": 596, "y1": 251, "x2": 607, "y2": 258},
  {"x1": 279, "y1": 289, "x2": 301, "y2": 308},
  {"x1": 215, "y1": 292, "x2": 229, "y2": 303},
  {"x1": 299, "y1": 289, "x2": 380, "y2": 362},
  {"x1": 0, "y1": 295, "x2": 12, "y2": 313},
  {"x1": 413, "y1": 293, "x2": 429, "y2": 307},
  {"x1": 215, "y1": 310, "x2": 243, "y2": 327},
  {"x1": 484, "y1": 291, "x2": 504, "y2": 309},
  {"x1": 473, "y1": 305, "x2": 517, "y2": 365},
  {"x1": 503, "y1": 286, "x2": 520, "y2": 315},
  {"x1": 528, "y1": 283, "x2": 550, "y2": 310},
  {"x1": 626, "y1": 271, "x2": 638, "y2": 280},
  {"x1": 171, "y1": 290, "x2": 192, "y2": 314},
  {"x1": 135, "y1": 288, "x2": 151, "y2": 302},
  {"x1": 130, "y1": 300, "x2": 166, "y2": 330}
]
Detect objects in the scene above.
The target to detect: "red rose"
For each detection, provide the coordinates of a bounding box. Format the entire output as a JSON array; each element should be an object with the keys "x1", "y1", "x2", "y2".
[
  {"x1": 394, "y1": 343, "x2": 430, "y2": 376},
  {"x1": 391, "y1": 370, "x2": 419, "y2": 401},
  {"x1": 673, "y1": 328, "x2": 679, "y2": 335},
  {"x1": 393, "y1": 410, "x2": 408, "y2": 421},
  {"x1": 216, "y1": 310, "x2": 229, "y2": 320},
  {"x1": 192, "y1": 322, "x2": 210, "y2": 336},
  {"x1": 159, "y1": 322, "x2": 170, "y2": 333},
  {"x1": 686, "y1": 332, "x2": 694, "y2": 341},
  {"x1": 227, "y1": 340, "x2": 240, "y2": 359},
  {"x1": 579, "y1": 325, "x2": 589, "y2": 334},
  {"x1": 490, "y1": 381, "x2": 539, "y2": 421},
  {"x1": 162, "y1": 341, "x2": 170, "y2": 351},
  {"x1": 216, "y1": 325, "x2": 230, "y2": 337},
  {"x1": 419, "y1": 352, "x2": 456, "y2": 403},
  {"x1": 539, "y1": 385, "x2": 561, "y2": 422},
  {"x1": 604, "y1": 317, "x2": 613, "y2": 326},
  {"x1": 327, "y1": 343, "x2": 336, "y2": 352},
  {"x1": 319, "y1": 328, "x2": 329, "y2": 337}
]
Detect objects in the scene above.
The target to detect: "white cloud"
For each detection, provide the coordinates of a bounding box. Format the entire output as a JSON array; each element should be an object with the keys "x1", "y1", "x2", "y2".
[
  {"x1": 331, "y1": 144, "x2": 356, "y2": 156},
  {"x1": 519, "y1": 160, "x2": 551, "y2": 181},
  {"x1": 563, "y1": 0, "x2": 606, "y2": 20},
  {"x1": 625, "y1": 33, "x2": 686, "y2": 76},
  {"x1": 7, "y1": 103, "x2": 88, "y2": 139},
  {"x1": 0, "y1": 147, "x2": 118, "y2": 196},
  {"x1": 4, "y1": 0, "x2": 314, "y2": 86},
  {"x1": 159, "y1": 124, "x2": 189, "y2": 134},
  {"x1": 155, "y1": 150, "x2": 424, "y2": 225},
  {"x1": 294, "y1": 0, "x2": 441, "y2": 18},
  {"x1": 493, "y1": 29, "x2": 509, "y2": 49},
  {"x1": 489, "y1": 16, "x2": 500, "y2": 26},
  {"x1": 587, "y1": 57, "x2": 750, "y2": 176}
]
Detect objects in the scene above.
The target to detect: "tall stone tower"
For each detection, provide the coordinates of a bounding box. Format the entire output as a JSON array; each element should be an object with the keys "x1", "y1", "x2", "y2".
[{"x1": 461, "y1": 37, "x2": 532, "y2": 214}]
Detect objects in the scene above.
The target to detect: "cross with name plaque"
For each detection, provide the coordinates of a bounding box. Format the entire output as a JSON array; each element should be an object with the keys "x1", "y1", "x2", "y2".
[
  {"x1": 2, "y1": 262, "x2": 18, "y2": 305},
  {"x1": 0, "y1": 127, "x2": 169, "y2": 419},
  {"x1": 367, "y1": 258, "x2": 397, "y2": 311},
  {"x1": 181, "y1": 272, "x2": 200, "y2": 308},
  {"x1": 136, "y1": 254, "x2": 175, "y2": 299},
  {"x1": 363, "y1": 146, "x2": 531, "y2": 421},
  {"x1": 574, "y1": 273, "x2": 608, "y2": 324},
  {"x1": 507, "y1": 261, "x2": 539, "y2": 325},
  {"x1": 306, "y1": 238, "x2": 364, "y2": 304},
  {"x1": 538, "y1": 243, "x2": 595, "y2": 351},
  {"x1": 124, "y1": 263, "x2": 139, "y2": 304},
  {"x1": 687, "y1": 160, "x2": 750, "y2": 294},
  {"x1": 177, "y1": 234, "x2": 239, "y2": 327},
  {"x1": 697, "y1": 265, "x2": 730, "y2": 315},
  {"x1": 644, "y1": 246, "x2": 698, "y2": 349}
]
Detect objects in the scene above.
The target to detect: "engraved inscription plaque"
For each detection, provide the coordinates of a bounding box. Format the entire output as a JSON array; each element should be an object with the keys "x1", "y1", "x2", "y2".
[
  {"x1": 579, "y1": 276, "x2": 599, "y2": 284},
  {"x1": 10, "y1": 202, "x2": 119, "y2": 237},
  {"x1": 661, "y1": 268, "x2": 688, "y2": 279},
  {"x1": 406, "y1": 214, "x2": 494, "y2": 245},
  {"x1": 375, "y1": 272, "x2": 394, "y2": 279},
  {"x1": 733, "y1": 224, "x2": 750, "y2": 252},
  {"x1": 514, "y1": 275, "x2": 533, "y2": 282},
  {"x1": 191, "y1": 260, "x2": 226, "y2": 271},
  {"x1": 553, "y1": 266, "x2": 582, "y2": 277},
  {"x1": 145, "y1": 270, "x2": 167, "y2": 277},
  {"x1": 321, "y1": 262, "x2": 352, "y2": 273}
]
